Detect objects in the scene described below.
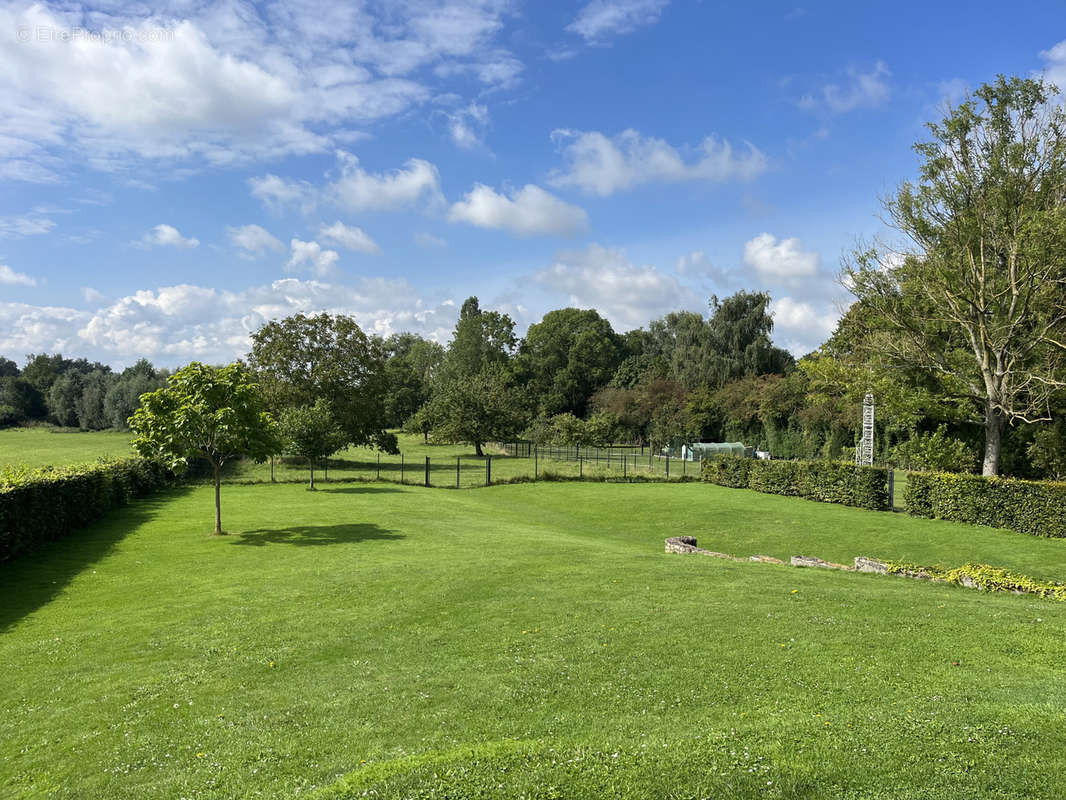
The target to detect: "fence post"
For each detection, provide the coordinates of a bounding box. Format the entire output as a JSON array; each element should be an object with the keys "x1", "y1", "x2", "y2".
[
  {"x1": 666, "y1": 455, "x2": 670, "y2": 478},
  {"x1": 401, "y1": 453, "x2": 405, "y2": 484},
  {"x1": 682, "y1": 457, "x2": 686, "y2": 477},
  {"x1": 376, "y1": 453, "x2": 380, "y2": 480},
  {"x1": 579, "y1": 456, "x2": 583, "y2": 478},
  {"x1": 425, "y1": 456, "x2": 430, "y2": 487},
  {"x1": 534, "y1": 446, "x2": 538, "y2": 479},
  {"x1": 888, "y1": 469, "x2": 895, "y2": 509},
  {"x1": 486, "y1": 455, "x2": 492, "y2": 486},
  {"x1": 270, "y1": 455, "x2": 275, "y2": 483},
  {"x1": 623, "y1": 454, "x2": 626, "y2": 479},
  {"x1": 457, "y1": 456, "x2": 461, "y2": 488}
]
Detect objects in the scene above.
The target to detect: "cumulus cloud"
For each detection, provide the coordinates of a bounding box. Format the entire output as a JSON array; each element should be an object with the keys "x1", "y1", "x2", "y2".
[
  {"x1": 248, "y1": 174, "x2": 316, "y2": 212},
  {"x1": 329, "y1": 153, "x2": 444, "y2": 211},
  {"x1": 549, "y1": 129, "x2": 767, "y2": 196},
  {"x1": 139, "y1": 224, "x2": 199, "y2": 249},
  {"x1": 228, "y1": 224, "x2": 285, "y2": 257},
  {"x1": 0, "y1": 2, "x2": 520, "y2": 177},
  {"x1": 249, "y1": 152, "x2": 444, "y2": 215},
  {"x1": 1039, "y1": 40, "x2": 1066, "y2": 95},
  {"x1": 286, "y1": 239, "x2": 340, "y2": 277},
  {"x1": 567, "y1": 0, "x2": 671, "y2": 42},
  {"x1": 798, "y1": 62, "x2": 892, "y2": 115},
  {"x1": 448, "y1": 183, "x2": 589, "y2": 237},
  {"x1": 770, "y1": 296, "x2": 840, "y2": 356},
  {"x1": 1, "y1": 278, "x2": 461, "y2": 367},
  {"x1": 318, "y1": 221, "x2": 381, "y2": 254},
  {"x1": 0, "y1": 265, "x2": 36, "y2": 286},
  {"x1": 534, "y1": 243, "x2": 700, "y2": 329},
  {"x1": 743, "y1": 233, "x2": 819, "y2": 281}
]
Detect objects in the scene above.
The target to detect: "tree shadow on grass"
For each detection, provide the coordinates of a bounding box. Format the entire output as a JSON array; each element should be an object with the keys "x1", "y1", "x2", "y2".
[
  {"x1": 230, "y1": 523, "x2": 403, "y2": 547},
  {"x1": 0, "y1": 486, "x2": 194, "y2": 633},
  {"x1": 317, "y1": 486, "x2": 406, "y2": 495}
]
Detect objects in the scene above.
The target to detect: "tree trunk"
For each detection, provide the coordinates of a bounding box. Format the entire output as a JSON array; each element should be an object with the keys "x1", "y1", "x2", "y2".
[
  {"x1": 309, "y1": 461, "x2": 315, "y2": 490},
  {"x1": 423, "y1": 431, "x2": 429, "y2": 444},
  {"x1": 212, "y1": 462, "x2": 223, "y2": 535},
  {"x1": 982, "y1": 402, "x2": 1004, "y2": 476},
  {"x1": 474, "y1": 441, "x2": 484, "y2": 457}
]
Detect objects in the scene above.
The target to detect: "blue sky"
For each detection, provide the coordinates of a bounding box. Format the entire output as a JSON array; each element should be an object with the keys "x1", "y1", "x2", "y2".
[{"x1": 1, "y1": 0, "x2": 1064, "y2": 367}]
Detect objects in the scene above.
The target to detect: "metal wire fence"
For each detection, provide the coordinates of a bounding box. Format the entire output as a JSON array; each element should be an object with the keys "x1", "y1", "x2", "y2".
[{"x1": 227, "y1": 443, "x2": 702, "y2": 488}]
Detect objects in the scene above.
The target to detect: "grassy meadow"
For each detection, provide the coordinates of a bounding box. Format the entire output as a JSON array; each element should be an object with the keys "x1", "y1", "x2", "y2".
[
  {"x1": 0, "y1": 427, "x2": 134, "y2": 469},
  {"x1": 3, "y1": 477, "x2": 1066, "y2": 799}
]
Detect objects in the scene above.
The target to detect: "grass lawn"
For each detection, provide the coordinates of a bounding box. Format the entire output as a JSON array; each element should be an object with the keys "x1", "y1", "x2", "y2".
[
  {"x1": 0, "y1": 426, "x2": 134, "y2": 469},
  {"x1": 3, "y1": 479, "x2": 1066, "y2": 798}
]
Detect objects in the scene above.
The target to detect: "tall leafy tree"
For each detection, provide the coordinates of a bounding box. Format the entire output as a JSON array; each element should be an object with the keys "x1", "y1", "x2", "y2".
[
  {"x1": 130, "y1": 362, "x2": 279, "y2": 535},
  {"x1": 844, "y1": 76, "x2": 1066, "y2": 474},
  {"x1": 381, "y1": 333, "x2": 444, "y2": 427},
  {"x1": 249, "y1": 313, "x2": 395, "y2": 453},
  {"x1": 425, "y1": 297, "x2": 525, "y2": 454},
  {"x1": 278, "y1": 399, "x2": 348, "y2": 490},
  {"x1": 515, "y1": 308, "x2": 623, "y2": 417}
]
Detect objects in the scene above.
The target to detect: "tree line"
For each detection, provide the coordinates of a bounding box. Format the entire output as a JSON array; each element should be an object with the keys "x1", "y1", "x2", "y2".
[{"x1": 4, "y1": 75, "x2": 1065, "y2": 505}]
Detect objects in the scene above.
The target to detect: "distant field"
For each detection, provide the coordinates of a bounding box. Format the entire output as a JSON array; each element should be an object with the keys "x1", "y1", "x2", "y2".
[
  {"x1": 0, "y1": 427, "x2": 133, "y2": 469},
  {"x1": 2, "y1": 479, "x2": 1064, "y2": 798}
]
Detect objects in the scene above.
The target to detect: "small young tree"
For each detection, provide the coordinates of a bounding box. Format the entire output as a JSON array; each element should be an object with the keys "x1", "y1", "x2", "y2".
[
  {"x1": 279, "y1": 399, "x2": 348, "y2": 489},
  {"x1": 130, "y1": 362, "x2": 279, "y2": 535}
]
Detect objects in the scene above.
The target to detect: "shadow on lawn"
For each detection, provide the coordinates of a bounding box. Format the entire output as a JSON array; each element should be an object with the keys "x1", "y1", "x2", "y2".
[
  {"x1": 0, "y1": 486, "x2": 194, "y2": 633},
  {"x1": 318, "y1": 486, "x2": 405, "y2": 495},
  {"x1": 231, "y1": 523, "x2": 403, "y2": 547}
]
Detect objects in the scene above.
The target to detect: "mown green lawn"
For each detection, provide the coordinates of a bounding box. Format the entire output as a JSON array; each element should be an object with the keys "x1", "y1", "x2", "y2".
[
  {"x1": 3, "y1": 479, "x2": 1066, "y2": 798},
  {"x1": 0, "y1": 426, "x2": 134, "y2": 469}
]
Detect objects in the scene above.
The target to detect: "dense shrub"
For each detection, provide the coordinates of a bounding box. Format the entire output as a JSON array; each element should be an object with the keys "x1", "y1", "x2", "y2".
[
  {"x1": 904, "y1": 471, "x2": 1066, "y2": 538},
  {"x1": 703, "y1": 456, "x2": 890, "y2": 510},
  {"x1": 890, "y1": 425, "x2": 977, "y2": 473},
  {"x1": 0, "y1": 458, "x2": 170, "y2": 562}
]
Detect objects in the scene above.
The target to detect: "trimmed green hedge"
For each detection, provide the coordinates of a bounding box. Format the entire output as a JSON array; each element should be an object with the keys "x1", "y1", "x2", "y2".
[
  {"x1": 702, "y1": 456, "x2": 890, "y2": 510},
  {"x1": 0, "y1": 458, "x2": 171, "y2": 562},
  {"x1": 905, "y1": 471, "x2": 1066, "y2": 538}
]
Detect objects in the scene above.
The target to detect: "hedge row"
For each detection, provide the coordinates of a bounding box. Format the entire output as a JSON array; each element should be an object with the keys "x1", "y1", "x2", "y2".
[
  {"x1": 0, "y1": 458, "x2": 171, "y2": 562},
  {"x1": 905, "y1": 471, "x2": 1066, "y2": 538},
  {"x1": 702, "y1": 456, "x2": 890, "y2": 510},
  {"x1": 885, "y1": 560, "x2": 1066, "y2": 600}
]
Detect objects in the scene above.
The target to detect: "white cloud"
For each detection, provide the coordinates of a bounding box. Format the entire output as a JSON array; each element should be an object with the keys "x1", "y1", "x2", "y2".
[
  {"x1": 534, "y1": 243, "x2": 699, "y2": 329},
  {"x1": 567, "y1": 0, "x2": 670, "y2": 42},
  {"x1": 286, "y1": 239, "x2": 340, "y2": 276},
  {"x1": 444, "y1": 103, "x2": 489, "y2": 149},
  {"x1": 770, "y1": 296, "x2": 840, "y2": 356},
  {"x1": 228, "y1": 224, "x2": 285, "y2": 256},
  {"x1": 329, "y1": 153, "x2": 444, "y2": 212},
  {"x1": 0, "y1": 2, "x2": 520, "y2": 177},
  {"x1": 743, "y1": 233, "x2": 819, "y2": 281},
  {"x1": 0, "y1": 265, "x2": 36, "y2": 286},
  {"x1": 1, "y1": 278, "x2": 461, "y2": 367},
  {"x1": 81, "y1": 287, "x2": 106, "y2": 303},
  {"x1": 448, "y1": 183, "x2": 588, "y2": 237},
  {"x1": 798, "y1": 62, "x2": 891, "y2": 115},
  {"x1": 0, "y1": 212, "x2": 56, "y2": 238},
  {"x1": 1039, "y1": 40, "x2": 1066, "y2": 94},
  {"x1": 139, "y1": 224, "x2": 199, "y2": 249},
  {"x1": 319, "y1": 221, "x2": 381, "y2": 254},
  {"x1": 248, "y1": 174, "x2": 316, "y2": 212},
  {"x1": 549, "y1": 129, "x2": 767, "y2": 196}
]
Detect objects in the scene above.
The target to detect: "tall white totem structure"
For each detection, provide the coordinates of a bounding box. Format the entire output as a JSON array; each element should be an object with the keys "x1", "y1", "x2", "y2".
[{"x1": 857, "y1": 392, "x2": 875, "y2": 466}]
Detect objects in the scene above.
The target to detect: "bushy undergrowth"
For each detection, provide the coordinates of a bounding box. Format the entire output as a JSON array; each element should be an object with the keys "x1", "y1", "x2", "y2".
[
  {"x1": 702, "y1": 456, "x2": 889, "y2": 510},
  {"x1": 0, "y1": 457, "x2": 170, "y2": 561},
  {"x1": 905, "y1": 470, "x2": 1066, "y2": 538}
]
